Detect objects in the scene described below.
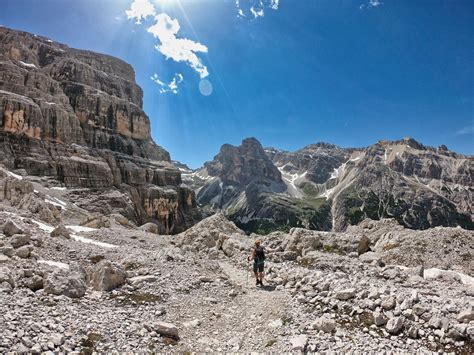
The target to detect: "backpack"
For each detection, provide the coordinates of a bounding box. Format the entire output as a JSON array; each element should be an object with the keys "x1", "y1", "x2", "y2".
[{"x1": 255, "y1": 246, "x2": 265, "y2": 261}]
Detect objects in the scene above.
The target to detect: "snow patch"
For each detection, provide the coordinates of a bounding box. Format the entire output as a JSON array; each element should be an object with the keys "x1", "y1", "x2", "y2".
[
  {"x1": 70, "y1": 234, "x2": 117, "y2": 249},
  {"x1": 32, "y1": 220, "x2": 54, "y2": 233},
  {"x1": 66, "y1": 225, "x2": 97, "y2": 233},
  {"x1": 19, "y1": 61, "x2": 37, "y2": 68},
  {"x1": 423, "y1": 268, "x2": 474, "y2": 286},
  {"x1": 51, "y1": 187, "x2": 67, "y2": 191},
  {"x1": 38, "y1": 260, "x2": 69, "y2": 270},
  {"x1": 45, "y1": 197, "x2": 67, "y2": 209},
  {"x1": 0, "y1": 167, "x2": 24, "y2": 180}
]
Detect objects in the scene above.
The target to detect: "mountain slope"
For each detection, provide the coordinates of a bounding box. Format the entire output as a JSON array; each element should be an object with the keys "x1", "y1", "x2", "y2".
[
  {"x1": 187, "y1": 137, "x2": 473, "y2": 234},
  {"x1": 0, "y1": 27, "x2": 201, "y2": 233}
]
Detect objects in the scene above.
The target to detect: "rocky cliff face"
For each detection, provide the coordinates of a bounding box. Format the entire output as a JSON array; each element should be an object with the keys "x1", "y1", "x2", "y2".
[
  {"x1": 187, "y1": 137, "x2": 473, "y2": 234},
  {"x1": 0, "y1": 27, "x2": 200, "y2": 233}
]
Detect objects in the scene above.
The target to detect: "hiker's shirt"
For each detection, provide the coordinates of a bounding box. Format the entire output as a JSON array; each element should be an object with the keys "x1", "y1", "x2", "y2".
[{"x1": 254, "y1": 246, "x2": 265, "y2": 265}]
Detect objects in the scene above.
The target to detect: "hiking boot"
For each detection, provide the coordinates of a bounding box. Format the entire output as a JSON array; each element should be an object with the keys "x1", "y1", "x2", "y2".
[
  {"x1": 259, "y1": 280, "x2": 264, "y2": 286},
  {"x1": 256, "y1": 280, "x2": 259, "y2": 286}
]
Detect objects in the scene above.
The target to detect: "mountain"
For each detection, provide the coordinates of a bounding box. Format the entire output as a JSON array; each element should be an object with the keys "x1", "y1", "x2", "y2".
[
  {"x1": 0, "y1": 27, "x2": 201, "y2": 233},
  {"x1": 187, "y1": 137, "x2": 473, "y2": 234}
]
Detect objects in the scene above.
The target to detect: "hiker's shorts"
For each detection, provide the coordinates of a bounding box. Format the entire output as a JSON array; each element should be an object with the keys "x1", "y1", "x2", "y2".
[{"x1": 253, "y1": 261, "x2": 264, "y2": 273}]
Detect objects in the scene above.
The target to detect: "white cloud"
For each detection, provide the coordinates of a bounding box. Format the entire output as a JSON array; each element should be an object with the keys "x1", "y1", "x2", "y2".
[
  {"x1": 455, "y1": 124, "x2": 474, "y2": 136},
  {"x1": 360, "y1": 0, "x2": 383, "y2": 10},
  {"x1": 147, "y1": 13, "x2": 209, "y2": 78},
  {"x1": 126, "y1": 0, "x2": 156, "y2": 24},
  {"x1": 236, "y1": 0, "x2": 279, "y2": 19},
  {"x1": 151, "y1": 73, "x2": 184, "y2": 94}
]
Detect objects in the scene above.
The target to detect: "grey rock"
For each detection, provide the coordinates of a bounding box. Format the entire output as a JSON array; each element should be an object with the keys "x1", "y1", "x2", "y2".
[
  {"x1": 373, "y1": 311, "x2": 388, "y2": 326},
  {"x1": 50, "y1": 224, "x2": 70, "y2": 239},
  {"x1": 456, "y1": 307, "x2": 474, "y2": 323},
  {"x1": 91, "y1": 260, "x2": 126, "y2": 291},
  {"x1": 9, "y1": 234, "x2": 30, "y2": 248},
  {"x1": 44, "y1": 263, "x2": 87, "y2": 298},
  {"x1": 335, "y1": 288, "x2": 356, "y2": 301},
  {"x1": 386, "y1": 317, "x2": 404, "y2": 335},
  {"x1": 3, "y1": 219, "x2": 23, "y2": 237},
  {"x1": 311, "y1": 317, "x2": 336, "y2": 333},
  {"x1": 289, "y1": 334, "x2": 308, "y2": 352},
  {"x1": 144, "y1": 321, "x2": 179, "y2": 339},
  {"x1": 15, "y1": 245, "x2": 31, "y2": 258}
]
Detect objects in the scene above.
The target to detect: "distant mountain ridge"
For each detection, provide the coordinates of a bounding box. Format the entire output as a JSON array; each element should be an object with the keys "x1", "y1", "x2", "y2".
[{"x1": 179, "y1": 137, "x2": 473, "y2": 234}]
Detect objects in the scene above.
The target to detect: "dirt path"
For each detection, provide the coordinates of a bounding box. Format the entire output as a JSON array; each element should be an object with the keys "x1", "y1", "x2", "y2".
[{"x1": 169, "y1": 260, "x2": 294, "y2": 352}]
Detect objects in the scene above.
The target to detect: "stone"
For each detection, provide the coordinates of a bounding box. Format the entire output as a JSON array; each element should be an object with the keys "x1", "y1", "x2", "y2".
[
  {"x1": 144, "y1": 321, "x2": 179, "y2": 339},
  {"x1": 0, "y1": 254, "x2": 10, "y2": 263},
  {"x1": 311, "y1": 317, "x2": 336, "y2": 333},
  {"x1": 24, "y1": 275, "x2": 44, "y2": 291},
  {"x1": 0, "y1": 246, "x2": 14, "y2": 257},
  {"x1": 91, "y1": 260, "x2": 126, "y2": 291},
  {"x1": 381, "y1": 296, "x2": 396, "y2": 310},
  {"x1": 48, "y1": 334, "x2": 64, "y2": 347},
  {"x1": 268, "y1": 319, "x2": 283, "y2": 328},
  {"x1": 44, "y1": 263, "x2": 87, "y2": 298},
  {"x1": 0, "y1": 267, "x2": 14, "y2": 287},
  {"x1": 289, "y1": 335, "x2": 307, "y2": 352},
  {"x1": 15, "y1": 245, "x2": 31, "y2": 258},
  {"x1": 138, "y1": 223, "x2": 160, "y2": 234},
  {"x1": 9, "y1": 234, "x2": 30, "y2": 248},
  {"x1": 3, "y1": 219, "x2": 23, "y2": 237},
  {"x1": 359, "y1": 251, "x2": 379, "y2": 263},
  {"x1": 456, "y1": 307, "x2": 474, "y2": 323},
  {"x1": 412, "y1": 304, "x2": 428, "y2": 316},
  {"x1": 50, "y1": 225, "x2": 70, "y2": 239},
  {"x1": 386, "y1": 317, "x2": 404, "y2": 335},
  {"x1": 358, "y1": 235, "x2": 371, "y2": 255},
  {"x1": 407, "y1": 325, "x2": 419, "y2": 339},
  {"x1": 373, "y1": 311, "x2": 388, "y2": 326},
  {"x1": 447, "y1": 324, "x2": 467, "y2": 340},
  {"x1": 183, "y1": 319, "x2": 201, "y2": 328},
  {"x1": 128, "y1": 275, "x2": 157, "y2": 287},
  {"x1": 335, "y1": 288, "x2": 356, "y2": 301}
]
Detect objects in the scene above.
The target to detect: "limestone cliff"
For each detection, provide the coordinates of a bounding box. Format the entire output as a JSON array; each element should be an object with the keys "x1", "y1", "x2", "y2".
[{"x1": 0, "y1": 27, "x2": 201, "y2": 233}]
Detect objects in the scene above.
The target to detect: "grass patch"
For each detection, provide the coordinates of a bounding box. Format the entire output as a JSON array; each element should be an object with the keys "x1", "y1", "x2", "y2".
[
  {"x1": 80, "y1": 332, "x2": 101, "y2": 355},
  {"x1": 383, "y1": 243, "x2": 400, "y2": 251}
]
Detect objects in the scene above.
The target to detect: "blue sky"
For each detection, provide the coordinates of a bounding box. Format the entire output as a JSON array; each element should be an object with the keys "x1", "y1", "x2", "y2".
[{"x1": 1, "y1": 0, "x2": 472, "y2": 168}]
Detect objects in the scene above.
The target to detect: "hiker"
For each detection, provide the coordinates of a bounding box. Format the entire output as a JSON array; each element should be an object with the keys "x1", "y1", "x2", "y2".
[{"x1": 248, "y1": 239, "x2": 265, "y2": 286}]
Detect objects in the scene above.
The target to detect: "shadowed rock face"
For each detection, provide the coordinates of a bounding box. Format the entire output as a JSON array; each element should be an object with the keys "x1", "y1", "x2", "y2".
[
  {"x1": 205, "y1": 137, "x2": 283, "y2": 186},
  {"x1": 0, "y1": 27, "x2": 201, "y2": 234}
]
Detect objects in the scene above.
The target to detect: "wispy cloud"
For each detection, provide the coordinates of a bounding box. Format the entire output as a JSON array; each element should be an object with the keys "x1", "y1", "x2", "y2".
[
  {"x1": 236, "y1": 0, "x2": 279, "y2": 19},
  {"x1": 455, "y1": 124, "x2": 474, "y2": 136},
  {"x1": 360, "y1": 0, "x2": 384, "y2": 10},
  {"x1": 147, "y1": 13, "x2": 209, "y2": 78},
  {"x1": 151, "y1": 73, "x2": 184, "y2": 94},
  {"x1": 125, "y1": 0, "x2": 155, "y2": 24}
]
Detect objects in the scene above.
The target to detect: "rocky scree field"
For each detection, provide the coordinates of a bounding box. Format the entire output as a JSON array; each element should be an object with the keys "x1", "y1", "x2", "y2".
[{"x1": 0, "y1": 165, "x2": 473, "y2": 353}]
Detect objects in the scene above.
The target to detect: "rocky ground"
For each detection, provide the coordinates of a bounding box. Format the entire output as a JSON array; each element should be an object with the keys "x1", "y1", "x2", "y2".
[{"x1": 0, "y1": 198, "x2": 473, "y2": 353}]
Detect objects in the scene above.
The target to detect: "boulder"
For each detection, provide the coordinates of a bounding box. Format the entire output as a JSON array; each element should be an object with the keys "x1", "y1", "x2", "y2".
[
  {"x1": 0, "y1": 267, "x2": 14, "y2": 288},
  {"x1": 138, "y1": 222, "x2": 160, "y2": 234},
  {"x1": 457, "y1": 307, "x2": 474, "y2": 323},
  {"x1": 358, "y1": 235, "x2": 370, "y2": 255},
  {"x1": 44, "y1": 263, "x2": 87, "y2": 298},
  {"x1": 50, "y1": 224, "x2": 71, "y2": 239},
  {"x1": 91, "y1": 260, "x2": 126, "y2": 291},
  {"x1": 381, "y1": 296, "x2": 396, "y2": 310},
  {"x1": 3, "y1": 219, "x2": 23, "y2": 237},
  {"x1": 335, "y1": 288, "x2": 356, "y2": 301},
  {"x1": 311, "y1": 317, "x2": 336, "y2": 333},
  {"x1": 386, "y1": 317, "x2": 404, "y2": 335},
  {"x1": 9, "y1": 234, "x2": 30, "y2": 248},
  {"x1": 144, "y1": 321, "x2": 179, "y2": 339},
  {"x1": 24, "y1": 275, "x2": 44, "y2": 291},
  {"x1": 289, "y1": 335, "x2": 308, "y2": 352},
  {"x1": 373, "y1": 311, "x2": 388, "y2": 326},
  {"x1": 15, "y1": 245, "x2": 31, "y2": 258}
]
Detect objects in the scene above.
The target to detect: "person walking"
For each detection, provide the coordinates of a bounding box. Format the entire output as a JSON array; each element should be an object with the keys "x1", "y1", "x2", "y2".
[{"x1": 248, "y1": 239, "x2": 265, "y2": 286}]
